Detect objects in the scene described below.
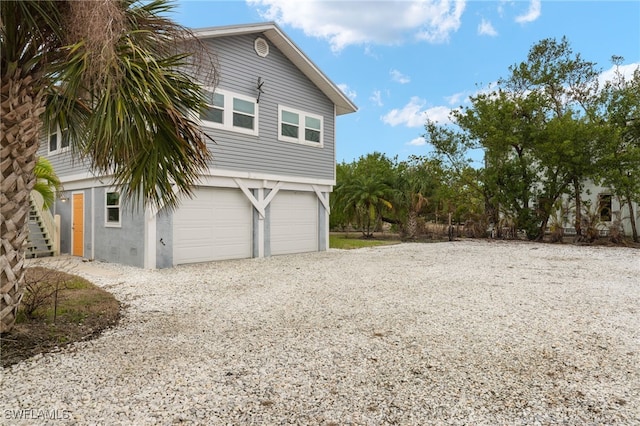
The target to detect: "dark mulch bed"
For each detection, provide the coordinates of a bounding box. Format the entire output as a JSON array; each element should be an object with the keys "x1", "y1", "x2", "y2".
[{"x1": 1, "y1": 267, "x2": 120, "y2": 368}]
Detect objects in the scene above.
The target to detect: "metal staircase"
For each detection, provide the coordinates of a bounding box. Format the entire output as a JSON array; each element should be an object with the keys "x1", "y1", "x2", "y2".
[{"x1": 26, "y1": 193, "x2": 57, "y2": 259}]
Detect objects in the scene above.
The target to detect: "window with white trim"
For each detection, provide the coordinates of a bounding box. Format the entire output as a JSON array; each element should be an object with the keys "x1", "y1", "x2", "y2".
[
  {"x1": 200, "y1": 88, "x2": 258, "y2": 135},
  {"x1": 278, "y1": 105, "x2": 323, "y2": 146},
  {"x1": 48, "y1": 125, "x2": 70, "y2": 154},
  {"x1": 105, "y1": 191, "x2": 121, "y2": 227}
]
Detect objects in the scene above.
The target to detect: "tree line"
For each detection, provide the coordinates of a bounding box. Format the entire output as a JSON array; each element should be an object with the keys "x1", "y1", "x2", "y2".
[{"x1": 332, "y1": 38, "x2": 640, "y2": 243}]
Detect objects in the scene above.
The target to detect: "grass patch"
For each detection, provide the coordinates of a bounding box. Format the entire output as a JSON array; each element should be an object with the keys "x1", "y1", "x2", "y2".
[
  {"x1": 1, "y1": 267, "x2": 120, "y2": 368},
  {"x1": 330, "y1": 233, "x2": 400, "y2": 250}
]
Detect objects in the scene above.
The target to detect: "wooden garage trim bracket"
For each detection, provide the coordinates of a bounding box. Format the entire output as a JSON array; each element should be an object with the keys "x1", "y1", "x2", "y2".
[
  {"x1": 234, "y1": 178, "x2": 283, "y2": 218},
  {"x1": 312, "y1": 185, "x2": 330, "y2": 214}
]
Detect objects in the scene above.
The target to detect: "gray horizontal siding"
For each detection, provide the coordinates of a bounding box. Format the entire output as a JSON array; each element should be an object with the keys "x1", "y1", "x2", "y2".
[
  {"x1": 203, "y1": 34, "x2": 336, "y2": 181},
  {"x1": 38, "y1": 32, "x2": 337, "y2": 183},
  {"x1": 37, "y1": 134, "x2": 90, "y2": 179}
]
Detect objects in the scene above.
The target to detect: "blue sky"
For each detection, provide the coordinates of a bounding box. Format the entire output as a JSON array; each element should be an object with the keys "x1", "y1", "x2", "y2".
[{"x1": 172, "y1": 0, "x2": 640, "y2": 164}]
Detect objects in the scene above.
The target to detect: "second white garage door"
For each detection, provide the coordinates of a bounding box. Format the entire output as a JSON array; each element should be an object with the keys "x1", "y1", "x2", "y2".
[
  {"x1": 173, "y1": 188, "x2": 252, "y2": 264},
  {"x1": 270, "y1": 191, "x2": 318, "y2": 255}
]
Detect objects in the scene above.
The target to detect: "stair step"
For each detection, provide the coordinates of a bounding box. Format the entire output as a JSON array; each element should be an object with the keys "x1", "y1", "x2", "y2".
[
  {"x1": 27, "y1": 198, "x2": 56, "y2": 258},
  {"x1": 26, "y1": 244, "x2": 53, "y2": 251},
  {"x1": 27, "y1": 240, "x2": 52, "y2": 246},
  {"x1": 25, "y1": 250, "x2": 55, "y2": 259}
]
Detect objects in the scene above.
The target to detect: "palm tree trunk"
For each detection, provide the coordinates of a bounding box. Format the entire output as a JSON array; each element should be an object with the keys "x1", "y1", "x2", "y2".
[
  {"x1": 405, "y1": 211, "x2": 418, "y2": 240},
  {"x1": 1, "y1": 68, "x2": 46, "y2": 333}
]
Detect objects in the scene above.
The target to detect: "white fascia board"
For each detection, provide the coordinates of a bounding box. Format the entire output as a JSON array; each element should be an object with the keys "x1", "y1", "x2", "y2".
[
  {"x1": 204, "y1": 168, "x2": 335, "y2": 188},
  {"x1": 193, "y1": 22, "x2": 277, "y2": 38}
]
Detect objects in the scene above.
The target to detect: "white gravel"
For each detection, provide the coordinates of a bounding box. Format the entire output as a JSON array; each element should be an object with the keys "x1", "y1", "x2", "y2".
[{"x1": 1, "y1": 240, "x2": 639, "y2": 425}]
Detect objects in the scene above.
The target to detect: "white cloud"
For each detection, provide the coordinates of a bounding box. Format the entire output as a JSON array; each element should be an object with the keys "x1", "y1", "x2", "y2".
[
  {"x1": 407, "y1": 136, "x2": 427, "y2": 146},
  {"x1": 515, "y1": 0, "x2": 541, "y2": 24},
  {"x1": 424, "y1": 105, "x2": 452, "y2": 124},
  {"x1": 414, "y1": 0, "x2": 466, "y2": 43},
  {"x1": 337, "y1": 83, "x2": 357, "y2": 101},
  {"x1": 390, "y1": 69, "x2": 411, "y2": 84},
  {"x1": 382, "y1": 97, "x2": 428, "y2": 127},
  {"x1": 382, "y1": 97, "x2": 452, "y2": 127},
  {"x1": 598, "y1": 62, "x2": 640, "y2": 88},
  {"x1": 445, "y1": 91, "x2": 466, "y2": 106},
  {"x1": 364, "y1": 45, "x2": 380, "y2": 59},
  {"x1": 248, "y1": 0, "x2": 466, "y2": 52},
  {"x1": 497, "y1": 0, "x2": 507, "y2": 18},
  {"x1": 370, "y1": 90, "x2": 383, "y2": 107},
  {"x1": 478, "y1": 18, "x2": 497, "y2": 36}
]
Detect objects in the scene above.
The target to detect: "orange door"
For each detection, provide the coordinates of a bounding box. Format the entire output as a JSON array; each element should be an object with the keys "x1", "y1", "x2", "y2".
[{"x1": 72, "y1": 193, "x2": 84, "y2": 257}]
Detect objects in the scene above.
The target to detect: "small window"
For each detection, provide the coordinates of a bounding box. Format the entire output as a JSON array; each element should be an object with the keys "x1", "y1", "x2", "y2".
[
  {"x1": 599, "y1": 194, "x2": 612, "y2": 222},
  {"x1": 201, "y1": 91, "x2": 224, "y2": 124},
  {"x1": 305, "y1": 116, "x2": 321, "y2": 143},
  {"x1": 232, "y1": 98, "x2": 255, "y2": 129},
  {"x1": 48, "y1": 125, "x2": 70, "y2": 154},
  {"x1": 199, "y1": 88, "x2": 258, "y2": 136},
  {"x1": 278, "y1": 105, "x2": 323, "y2": 146},
  {"x1": 281, "y1": 110, "x2": 299, "y2": 138},
  {"x1": 106, "y1": 191, "x2": 121, "y2": 226},
  {"x1": 49, "y1": 132, "x2": 58, "y2": 152}
]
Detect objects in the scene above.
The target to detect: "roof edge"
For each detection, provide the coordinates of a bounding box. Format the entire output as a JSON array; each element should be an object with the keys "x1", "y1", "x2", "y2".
[
  {"x1": 193, "y1": 22, "x2": 279, "y2": 39},
  {"x1": 193, "y1": 22, "x2": 357, "y2": 116}
]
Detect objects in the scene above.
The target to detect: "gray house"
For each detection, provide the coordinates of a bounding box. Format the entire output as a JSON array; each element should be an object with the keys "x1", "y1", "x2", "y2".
[{"x1": 44, "y1": 22, "x2": 357, "y2": 268}]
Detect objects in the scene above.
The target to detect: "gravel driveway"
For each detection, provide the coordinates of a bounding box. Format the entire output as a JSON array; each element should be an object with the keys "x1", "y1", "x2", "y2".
[{"x1": 1, "y1": 240, "x2": 639, "y2": 425}]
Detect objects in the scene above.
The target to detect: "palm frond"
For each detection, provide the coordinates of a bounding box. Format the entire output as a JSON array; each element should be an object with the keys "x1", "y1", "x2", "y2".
[
  {"x1": 43, "y1": 0, "x2": 218, "y2": 211},
  {"x1": 32, "y1": 157, "x2": 62, "y2": 210}
]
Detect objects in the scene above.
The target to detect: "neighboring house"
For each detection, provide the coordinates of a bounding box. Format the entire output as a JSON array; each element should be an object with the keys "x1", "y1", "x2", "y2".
[
  {"x1": 43, "y1": 22, "x2": 357, "y2": 268},
  {"x1": 558, "y1": 181, "x2": 639, "y2": 237}
]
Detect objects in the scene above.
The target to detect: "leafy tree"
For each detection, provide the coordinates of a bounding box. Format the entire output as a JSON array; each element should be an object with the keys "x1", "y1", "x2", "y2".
[
  {"x1": 392, "y1": 156, "x2": 445, "y2": 239},
  {"x1": 332, "y1": 153, "x2": 396, "y2": 237},
  {"x1": 597, "y1": 58, "x2": 640, "y2": 241},
  {"x1": 331, "y1": 161, "x2": 357, "y2": 231},
  {"x1": 533, "y1": 113, "x2": 599, "y2": 238},
  {"x1": 426, "y1": 37, "x2": 602, "y2": 240},
  {"x1": 332, "y1": 152, "x2": 479, "y2": 239},
  {"x1": 443, "y1": 166, "x2": 486, "y2": 227},
  {"x1": 499, "y1": 37, "x2": 601, "y2": 239},
  {"x1": 453, "y1": 90, "x2": 543, "y2": 237},
  {"x1": 1, "y1": 0, "x2": 216, "y2": 332}
]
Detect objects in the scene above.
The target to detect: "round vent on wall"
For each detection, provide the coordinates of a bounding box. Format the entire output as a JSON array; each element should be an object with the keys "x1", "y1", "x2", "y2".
[{"x1": 254, "y1": 37, "x2": 269, "y2": 57}]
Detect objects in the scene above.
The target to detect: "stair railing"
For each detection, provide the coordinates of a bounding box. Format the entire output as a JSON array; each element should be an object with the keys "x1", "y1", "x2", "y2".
[{"x1": 29, "y1": 191, "x2": 60, "y2": 256}]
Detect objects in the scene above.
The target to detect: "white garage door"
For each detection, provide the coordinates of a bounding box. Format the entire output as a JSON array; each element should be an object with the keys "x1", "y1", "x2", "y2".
[
  {"x1": 173, "y1": 188, "x2": 252, "y2": 264},
  {"x1": 270, "y1": 191, "x2": 318, "y2": 255}
]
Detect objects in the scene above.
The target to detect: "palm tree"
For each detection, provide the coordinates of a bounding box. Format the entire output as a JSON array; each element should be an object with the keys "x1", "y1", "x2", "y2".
[
  {"x1": 343, "y1": 175, "x2": 395, "y2": 238},
  {"x1": 393, "y1": 158, "x2": 440, "y2": 239},
  {"x1": 1, "y1": 0, "x2": 217, "y2": 332},
  {"x1": 32, "y1": 157, "x2": 62, "y2": 210}
]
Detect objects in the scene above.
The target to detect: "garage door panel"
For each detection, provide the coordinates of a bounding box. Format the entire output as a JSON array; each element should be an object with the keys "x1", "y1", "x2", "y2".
[
  {"x1": 174, "y1": 188, "x2": 252, "y2": 264},
  {"x1": 271, "y1": 191, "x2": 317, "y2": 256}
]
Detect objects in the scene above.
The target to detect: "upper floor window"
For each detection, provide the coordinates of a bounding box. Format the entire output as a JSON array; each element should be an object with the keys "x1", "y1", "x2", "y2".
[
  {"x1": 105, "y1": 191, "x2": 121, "y2": 227},
  {"x1": 48, "y1": 125, "x2": 70, "y2": 154},
  {"x1": 278, "y1": 105, "x2": 323, "y2": 147},
  {"x1": 200, "y1": 88, "x2": 258, "y2": 136},
  {"x1": 201, "y1": 91, "x2": 224, "y2": 124}
]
